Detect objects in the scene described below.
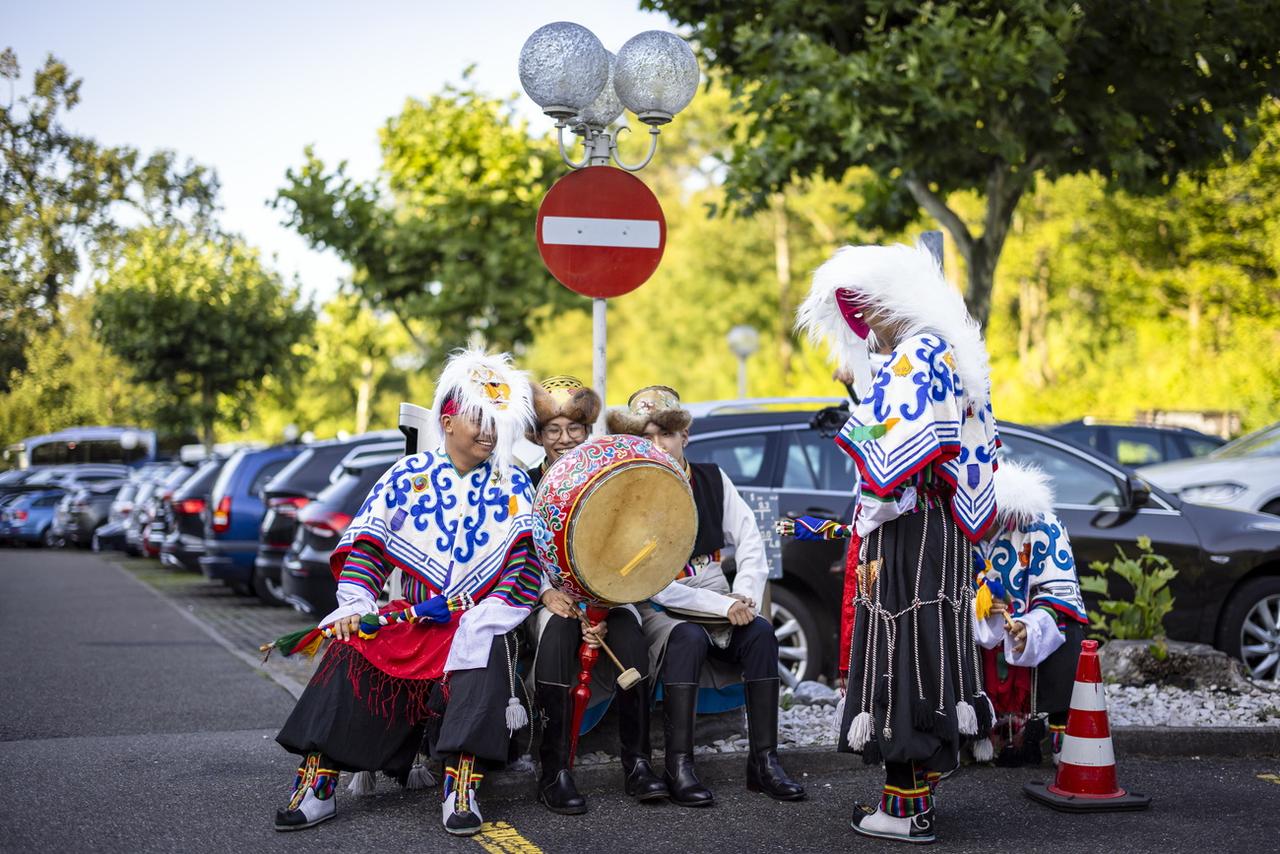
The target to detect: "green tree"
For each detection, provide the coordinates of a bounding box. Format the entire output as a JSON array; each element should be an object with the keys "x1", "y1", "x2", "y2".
[
  {"x1": 642, "y1": 1, "x2": 1280, "y2": 325},
  {"x1": 92, "y1": 227, "x2": 313, "y2": 446},
  {"x1": 0, "y1": 293, "x2": 153, "y2": 455},
  {"x1": 275, "y1": 77, "x2": 575, "y2": 363}
]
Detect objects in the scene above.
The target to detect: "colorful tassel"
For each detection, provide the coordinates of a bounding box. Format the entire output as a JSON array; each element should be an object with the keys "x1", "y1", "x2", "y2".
[{"x1": 259, "y1": 627, "x2": 325, "y2": 661}]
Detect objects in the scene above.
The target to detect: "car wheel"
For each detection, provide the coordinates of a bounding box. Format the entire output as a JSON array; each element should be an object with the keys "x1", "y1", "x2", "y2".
[
  {"x1": 41, "y1": 527, "x2": 59, "y2": 548},
  {"x1": 1219, "y1": 576, "x2": 1280, "y2": 681},
  {"x1": 253, "y1": 567, "x2": 288, "y2": 607},
  {"x1": 769, "y1": 585, "x2": 824, "y2": 689}
]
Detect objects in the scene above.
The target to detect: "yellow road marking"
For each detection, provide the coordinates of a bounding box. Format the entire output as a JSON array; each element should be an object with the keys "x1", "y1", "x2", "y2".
[
  {"x1": 1257, "y1": 773, "x2": 1280, "y2": 785},
  {"x1": 473, "y1": 821, "x2": 543, "y2": 854}
]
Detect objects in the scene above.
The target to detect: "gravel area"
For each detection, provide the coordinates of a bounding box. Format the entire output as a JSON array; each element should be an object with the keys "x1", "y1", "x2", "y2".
[{"x1": 1107, "y1": 683, "x2": 1280, "y2": 727}]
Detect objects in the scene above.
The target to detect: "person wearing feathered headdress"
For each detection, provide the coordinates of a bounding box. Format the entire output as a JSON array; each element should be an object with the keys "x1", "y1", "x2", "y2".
[
  {"x1": 519, "y1": 377, "x2": 668, "y2": 813},
  {"x1": 796, "y1": 243, "x2": 1000, "y2": 844},
  {"x1": 969, "y1": 459, "x2": 1087, "y2": 767},
  {"x1": 272, "y1": 348, "x2": 541, "y2": 838},
  {"x1": 608, "y1": 385, "x2": 805, "y2": 808}
]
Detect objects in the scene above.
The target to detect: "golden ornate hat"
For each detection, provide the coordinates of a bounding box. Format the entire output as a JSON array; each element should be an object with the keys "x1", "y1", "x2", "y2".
[
  {"x1": 605, "y1": 385, "x2": 693, "y2": 435},
  {"x1": 531, "y1": 375, "x2": 602, "y2": 429}
]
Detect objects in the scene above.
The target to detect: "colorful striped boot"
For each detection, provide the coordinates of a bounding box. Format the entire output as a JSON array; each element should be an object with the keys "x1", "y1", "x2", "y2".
[
  {"x1": 274, "y1": 753, "x2": 338, "y2": 831},
  {"x1": 441, "y1": 754, "x2": 484, "y2": 836}
]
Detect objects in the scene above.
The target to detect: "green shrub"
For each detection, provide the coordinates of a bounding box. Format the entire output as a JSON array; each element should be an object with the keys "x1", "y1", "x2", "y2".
[{"x1": 1080, "y1": 536, "x2": 1177, "y2": 659}]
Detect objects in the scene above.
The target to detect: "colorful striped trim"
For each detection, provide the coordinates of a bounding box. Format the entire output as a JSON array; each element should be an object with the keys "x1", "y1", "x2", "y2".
[
  {"x1": 338, "y1": 539, "x2": 389, "y2": 599},
  {"x1": 487, "y1": 535, "x2": 542, "y2": 609},
  {"x1": 882, "y1": 783, "x2": 932, "y2": 818}
]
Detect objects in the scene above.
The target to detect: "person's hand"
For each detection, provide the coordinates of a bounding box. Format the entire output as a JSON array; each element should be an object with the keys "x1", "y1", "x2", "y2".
[
  {"x1": 582, "y1": 620, "x2": 608, "y2": 649},
  {"x1": 328, "y1": 614, "x2": 361, "y2": 642},
  {"x1": 988, "y1": 600, "x2": 1008, "y2": 617},
  {"x1": 730, "y1": 592, "x2": 756, "y2": 610},
  {"x1": 1009, "y1": 619, "x2": 1029, "y2": 654},
  {"x1": 727, "y1": 600, "x2": 754, "y2": 626},
  {"x1": 541, "y1": 588, "x2": 577, "y2": 619}
]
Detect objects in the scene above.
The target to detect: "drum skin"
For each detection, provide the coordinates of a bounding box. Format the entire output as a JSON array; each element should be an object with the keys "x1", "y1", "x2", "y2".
[{"x1": 533, "y1": 434, "x2": 696, "y2": 606}]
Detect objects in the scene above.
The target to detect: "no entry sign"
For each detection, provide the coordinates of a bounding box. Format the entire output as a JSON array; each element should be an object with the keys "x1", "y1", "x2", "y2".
[{"x1": 536, "y1": 166, "x2": 666, "y2": 299}]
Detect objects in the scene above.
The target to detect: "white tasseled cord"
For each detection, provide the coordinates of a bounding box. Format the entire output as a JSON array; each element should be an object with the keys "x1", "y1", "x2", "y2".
[{"x1": 504, "y1": 633, "x2": 529, "y2": 732}]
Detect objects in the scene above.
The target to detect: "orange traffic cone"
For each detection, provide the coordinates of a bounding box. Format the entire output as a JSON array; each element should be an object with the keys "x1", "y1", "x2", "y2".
[{"x1": 1024, "y1": 639, "x2": 1151, "y2": 812}]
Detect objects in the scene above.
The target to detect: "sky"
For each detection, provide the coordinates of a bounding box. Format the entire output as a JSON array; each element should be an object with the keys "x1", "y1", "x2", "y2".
[{"x1": 5, "y1": 0, "x2": 675, "y2": 300}]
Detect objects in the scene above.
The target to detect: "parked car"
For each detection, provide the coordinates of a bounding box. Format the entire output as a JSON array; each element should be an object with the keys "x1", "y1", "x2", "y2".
[
  {"x1": 684, "y1": 400, "x2": 1280, "y2": 682},
  {"x1": 0, "y1": 489, "x2": 66, "y2": 546},
  {"x1": 199, "y1": 445, "x2": 306, "y2": 594},
  {"x1": 160, "y1": 458, "x2": 229, "y2": 572},
  {"x1": 95, "y1": 479, "x2": 141, "y2": 552},
  {"x1": 1051, "y1": 419, "x2": 1224, "y2": 466},
  {"x1": 282, "y1": 448, "x2": 401, "y2": 616},
  {"x1": 143, "y1": 463, "x2": 204, "y2": 557},
  {"x1": 1139, "y1": 421, "x2": 1280, "y2": 518},
  {"x1": 253, "y1": 433, "x2": 401, "y2": 606},
  {"x1": 61, "y1": 480, "x2": 126, "y2": 547},
  {"x1": 123, "y1": 469, "x2": 178, "y2": 556},
  {"x1": 24, "y1": 464, "x2": 132, "y2": 491}
]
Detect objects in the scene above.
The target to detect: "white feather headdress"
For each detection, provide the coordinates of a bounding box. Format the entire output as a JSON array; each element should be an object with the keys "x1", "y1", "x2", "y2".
[
  {"x1": 993, "y1": 459, "x2": 1055, "y2": 528},
  {"x1": 796, "y1": 242, "x2": 991, "y2": 407},
  {"x1": 426, "y1": 347, "x2": 533, "y2": 482}
]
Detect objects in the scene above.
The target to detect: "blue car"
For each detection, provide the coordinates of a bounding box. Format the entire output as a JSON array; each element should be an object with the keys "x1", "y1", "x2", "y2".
[
  {"x1": 198, "y1": 445, "x2": 305, "y2": 593},
  {"x1": 0, "y1": 489, "x2": 66, "y2": 546}
]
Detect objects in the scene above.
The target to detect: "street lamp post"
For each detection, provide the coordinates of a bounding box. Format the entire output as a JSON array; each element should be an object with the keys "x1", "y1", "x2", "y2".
[
  {"x1": 519, "y1": 22, "x2": 699, "y2": 428},
  {"x1": 726, "y1": 324, "x2": 760, "y2": 400}
]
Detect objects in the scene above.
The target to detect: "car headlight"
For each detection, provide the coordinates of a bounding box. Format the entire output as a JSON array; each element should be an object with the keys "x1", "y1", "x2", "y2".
[{"x1": 1177, "y1": 482, "x2": 1247, "y2": 504}]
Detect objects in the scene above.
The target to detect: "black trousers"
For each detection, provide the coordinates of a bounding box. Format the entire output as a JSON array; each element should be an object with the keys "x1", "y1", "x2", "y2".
[
  {"x1": 660, "y1": 616, "x2": 778, "y2": 684},
  {"x1": 1038, "y1": 620, "x2": 1085, "y2": 721},
  {"x1": 430, "y1": 633, "x2": 526, "y2": 764},
  {"x1": 535, "y1": 609, "x2": 648, "y2": 687}
]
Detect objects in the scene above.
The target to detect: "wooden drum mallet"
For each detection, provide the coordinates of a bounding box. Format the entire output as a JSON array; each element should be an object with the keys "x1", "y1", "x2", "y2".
[{"x1": 576, "y1": 605, "x2": 642, "y2": 691}]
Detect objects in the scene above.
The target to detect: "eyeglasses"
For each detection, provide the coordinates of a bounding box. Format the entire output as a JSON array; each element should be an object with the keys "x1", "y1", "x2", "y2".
[{"x1": 542, "y1": 423, "x2": 588, "y2": 441}]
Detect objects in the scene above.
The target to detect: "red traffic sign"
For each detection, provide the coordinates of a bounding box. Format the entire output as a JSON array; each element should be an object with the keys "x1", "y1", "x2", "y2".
[{"x1": 536, "y1": 166, "x2": 666, "y2": 299}]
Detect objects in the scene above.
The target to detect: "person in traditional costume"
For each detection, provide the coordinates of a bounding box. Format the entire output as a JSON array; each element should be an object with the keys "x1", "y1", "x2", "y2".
[
  {"x1": 272, "y1": 348, "x2": 542, "y2": 837},
  {"x1": 970, "y1": 459, "x2": 1087, "y2": 766},
  {"x1": 796, "y1": 243, "x2": 999, "y2": 844},
  {"x1": 525, "y1": 376, "x2": 667, "y2": 813},
  {"x1": 608, "y1": 386, "x2": 805, "y2": 807}
]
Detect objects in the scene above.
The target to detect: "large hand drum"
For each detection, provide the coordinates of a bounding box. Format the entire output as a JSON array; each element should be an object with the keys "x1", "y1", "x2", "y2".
[{"x1": 533, "y1": 434, "x2": 695, "y2": 606}]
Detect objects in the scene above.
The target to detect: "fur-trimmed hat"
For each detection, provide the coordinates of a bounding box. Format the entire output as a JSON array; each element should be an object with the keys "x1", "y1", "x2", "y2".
[
  {"x1": 531, "y1": 375, "x2": 602, "y2": 430},
  {"x1": 605, "y1": 385, "x2": 693, "y2": 435},
  {"x1": 796, "y1": 242, "x2": 991, "y2": 406},
  {"x1": 425, "y1": 347, "x2": 533, "y2": 482},
  {"x1": 993, "y1": 459, "x2": 1055, "y2": 529}
]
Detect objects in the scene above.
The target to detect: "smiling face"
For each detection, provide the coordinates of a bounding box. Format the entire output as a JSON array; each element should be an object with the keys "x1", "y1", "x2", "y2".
[
  {"x1": 441, "y1": 411, "x2": 496, "y2": 472},
  {"x1": 641, "y1": 422, "x2": 688, "y2": 468},
  {"x1": 538, "y1": 415, "x2": 588, "y2": 465}
]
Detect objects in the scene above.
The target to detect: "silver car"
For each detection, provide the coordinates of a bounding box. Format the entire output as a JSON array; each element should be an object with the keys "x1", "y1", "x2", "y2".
[{"x1": 1139, "y1": 422, "x2": 1280, "y2": 517}]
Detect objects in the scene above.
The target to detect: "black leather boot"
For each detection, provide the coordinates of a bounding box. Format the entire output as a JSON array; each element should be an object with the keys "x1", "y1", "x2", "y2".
[
  {"x1": 536, "y1": 683, "x2": 587, "y2": 815},
  {"x1": 662, "y1": 682, "x2": 714, "y2": 807},
  {"x1": 744, "y1": 678, "x2": 806, "y2": 801},
  {"x1": 616, "y1": 680, "x2": 668, "y2": 801}
]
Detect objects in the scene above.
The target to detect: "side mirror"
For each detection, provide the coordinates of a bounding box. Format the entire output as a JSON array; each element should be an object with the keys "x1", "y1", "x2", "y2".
[{"x1": 1125, "y1": 474, "x2": 1152, "y2": 510}]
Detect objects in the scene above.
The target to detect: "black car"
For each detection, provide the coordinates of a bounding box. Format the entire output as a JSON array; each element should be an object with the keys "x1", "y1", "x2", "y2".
[
  {"x1": 62, "y1": 480, "x2": 126, "y2": 547},
  {"x1": 160, "y1": 458, "x2": 228, "y2": 572},
  {"x1": 1051, "y1": 419, "x2": 1224, "y2": 467},
  {"x1": 254, "y1": 433, "x2": 401, "y2": 606},
  {"x1": 281, "y1": 449, "x2": 401, "y2": 617},
  {"x1": 685, "y1": 401, "x2": 1280, "y2": 682},
  {"x1": 143, "y1": 463, "x2": 203, "y2": 557}
]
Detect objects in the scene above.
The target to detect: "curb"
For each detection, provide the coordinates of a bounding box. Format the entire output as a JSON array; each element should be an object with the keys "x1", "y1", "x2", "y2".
[{"x1": 1113, "y1": 725, "x2": 1280, "y2": 758}]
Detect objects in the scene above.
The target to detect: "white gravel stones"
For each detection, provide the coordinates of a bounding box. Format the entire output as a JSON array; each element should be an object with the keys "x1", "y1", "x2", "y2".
[{"x1": 1105, "y1": 682, "x2": 1280, "y2": 727}]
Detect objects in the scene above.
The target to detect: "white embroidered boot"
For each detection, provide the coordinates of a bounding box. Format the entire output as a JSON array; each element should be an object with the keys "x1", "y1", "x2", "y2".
[
  {"x1": 441, "y1": 753, "x2": 484, "y2": 836},
  {"x1": 274, "y1": 753, "x2": 338, "y2": 832}
]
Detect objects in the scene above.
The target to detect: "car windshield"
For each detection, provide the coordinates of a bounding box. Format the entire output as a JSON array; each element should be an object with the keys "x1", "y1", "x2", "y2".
[{"x1": 1213, "y1": 423, "x2": 1280, "y2": 459}]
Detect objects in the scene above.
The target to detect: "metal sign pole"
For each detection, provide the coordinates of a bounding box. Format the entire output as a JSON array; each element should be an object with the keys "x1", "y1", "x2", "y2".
[{"x1": 592, "y1": 297, "x2": 607, "y2": 434}]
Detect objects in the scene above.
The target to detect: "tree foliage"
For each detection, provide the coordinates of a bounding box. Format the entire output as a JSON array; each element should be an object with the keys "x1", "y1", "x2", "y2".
[
  {"x1": 641, "y1": 1, "x2": 1280, "y2": 324},
  {"x1": 275, "y1": 78, "x2": 576, "y2": 362},
  {"x1": 92, "y1": 227, "x2": 313, "y2": 446},
  {"x1": 0, "y1": 48, "x2": 218, "y2": 388}
]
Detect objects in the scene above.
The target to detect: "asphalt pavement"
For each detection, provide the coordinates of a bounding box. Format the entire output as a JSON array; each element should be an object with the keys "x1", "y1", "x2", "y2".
[{"x1": 2, "y1": 548, "x2": 1279, "y2": 853}]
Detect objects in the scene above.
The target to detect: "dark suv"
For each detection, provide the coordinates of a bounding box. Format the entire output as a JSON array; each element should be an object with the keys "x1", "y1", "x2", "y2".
[
  {"x1": 253, "y1": 432, "x2": 402, "y2": 606},
  {"x1": 281, "y1": 448, "x2": 401, "y2": 616},
  {"x1": 685, "y1": 400, "x2": 1280, "y2": 682},
  {"x1": 160, "y1": 458, "x2": 228, "y2": 572},
  {"x1": 1051, "y1": 419, "x2": 1224, "y2": 467}
]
